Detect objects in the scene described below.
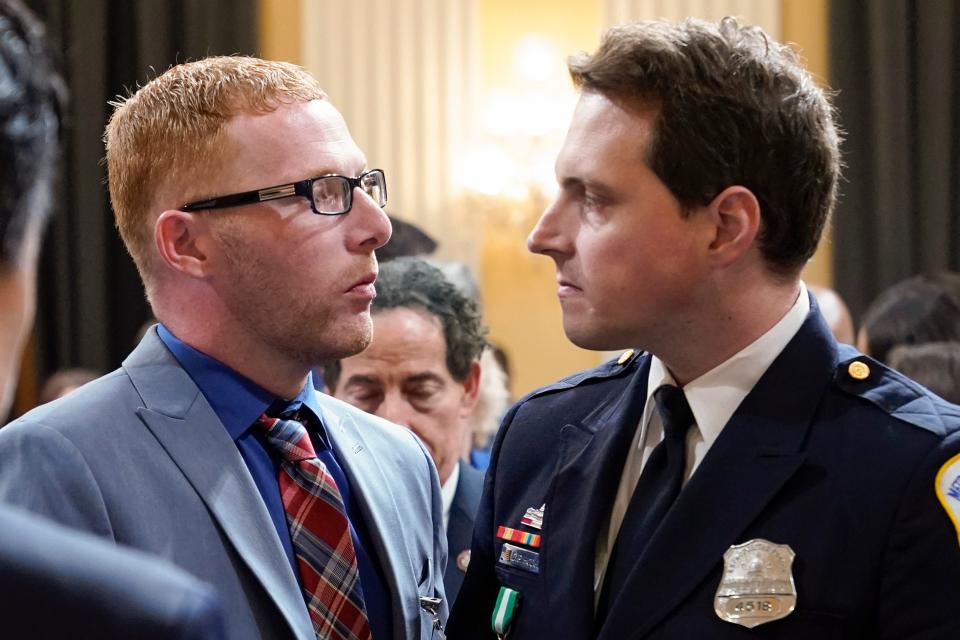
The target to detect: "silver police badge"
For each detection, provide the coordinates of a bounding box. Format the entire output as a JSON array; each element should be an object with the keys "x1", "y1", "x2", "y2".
[{"x1": 714, "y1": 538, "x2": 797, "y2": 628}]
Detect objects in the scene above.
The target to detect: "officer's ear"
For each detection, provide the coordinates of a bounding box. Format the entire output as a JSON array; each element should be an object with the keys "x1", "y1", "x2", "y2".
[
  {"x1": 704, "y1": 185, "x2": 761, "y2": 269},
  {"x1": 155, "y1": 209, "x2": 212, "y2": 279},
  {"x1": 458, "y1": 360, "x2": 482, "y2": 418}
]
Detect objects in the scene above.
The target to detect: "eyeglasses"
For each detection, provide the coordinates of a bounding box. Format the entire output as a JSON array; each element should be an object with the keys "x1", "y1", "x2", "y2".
[{"x1": 180, "y1": 168, "x2": 387, "y2": 216}]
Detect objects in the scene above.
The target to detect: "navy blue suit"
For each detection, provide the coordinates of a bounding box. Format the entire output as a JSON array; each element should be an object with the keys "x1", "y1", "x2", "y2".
[
  {"x1": 445, "y1": 461, "x2": 484, "y2": 606},
  {"x1": 448, "y1": 303, "x2": 960, "y2": 639},
  {"x1": 0, "y1": 505, "x2": 225, "y2": 639}
]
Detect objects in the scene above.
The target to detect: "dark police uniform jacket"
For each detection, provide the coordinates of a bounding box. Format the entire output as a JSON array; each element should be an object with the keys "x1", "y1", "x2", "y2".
[{"x1": 447, "y1": 302, "x2": 960, "y2": 639}]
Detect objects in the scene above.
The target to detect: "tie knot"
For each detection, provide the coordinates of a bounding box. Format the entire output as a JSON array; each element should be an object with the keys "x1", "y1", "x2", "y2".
[
  {"x1": 256, "y1": 413, "x2": 317, "y2": 463},
  {"x1": 653, "y1": 385, "x2": 694, "y2": 442}
]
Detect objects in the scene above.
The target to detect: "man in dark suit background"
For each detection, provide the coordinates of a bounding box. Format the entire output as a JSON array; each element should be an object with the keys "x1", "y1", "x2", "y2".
[
  {"x1": 448, "y1": 17, "x2": 960, "y2": 639},
  {"x1": 0, "y1": 2, "x2": 224, "y2": 637},
  {"x1": 325, "y1": 257, "x2": 487, "y2": 605}
]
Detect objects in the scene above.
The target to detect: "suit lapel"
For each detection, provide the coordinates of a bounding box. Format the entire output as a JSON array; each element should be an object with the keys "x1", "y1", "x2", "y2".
[
  {"x1": 599, "y1": 309, "x2": 838, "y2": 640},
  {"x1": 447, "y1": 462, "x2": 483, "y2": 560},
  {"x1": 539, "y1": 358, "x2": 651, "y2": 637},
  {"x1": 445, "y1": 462, "x2": 484, "y2": 599},
  {"x1": 313, "y1": 399, "x2": 413, "y2": 639},
  {"x1": 124, "y1": 332, "x2": 314, "y2": 640}
]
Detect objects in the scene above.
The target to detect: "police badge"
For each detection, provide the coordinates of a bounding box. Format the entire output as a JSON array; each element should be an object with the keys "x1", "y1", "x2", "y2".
[{"x1": 714, "y1": 538, "x2": 797, "y2": 628}]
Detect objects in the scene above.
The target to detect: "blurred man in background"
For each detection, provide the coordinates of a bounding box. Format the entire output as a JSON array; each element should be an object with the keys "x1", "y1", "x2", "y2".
[
  {"x1": 889, "y1": 342, "x2": 960, "y2": 405},
  {"x1": 37, "y1": 367, "x2": 100, "y2": 404},
  {"x1": 858, "y1": 271, "x2": 960, "y2": 363},
  {"x1": 326, "y1": 257, "x2": 487, "y2": 606}
]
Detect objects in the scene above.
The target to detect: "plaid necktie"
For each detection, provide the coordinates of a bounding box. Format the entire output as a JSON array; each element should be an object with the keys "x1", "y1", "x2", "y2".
[{"x1": 256, "y1": 412, "x2": 372, "y2": 640}]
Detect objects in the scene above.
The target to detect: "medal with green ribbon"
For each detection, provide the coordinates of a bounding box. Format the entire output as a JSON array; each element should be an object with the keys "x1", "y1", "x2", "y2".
[{"x1": 491, "y1": 586, "x2": 520, "y2": 638}]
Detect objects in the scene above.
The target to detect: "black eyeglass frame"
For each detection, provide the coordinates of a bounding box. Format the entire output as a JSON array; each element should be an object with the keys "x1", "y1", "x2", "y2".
[{"x1": 180, "y1": 168, "x2": 387, "y2": 216}]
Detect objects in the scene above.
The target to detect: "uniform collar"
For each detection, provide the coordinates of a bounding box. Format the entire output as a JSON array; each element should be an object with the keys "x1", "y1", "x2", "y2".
[{"x1": 647, "y1": 282, "x2": 810, "y2": 448}]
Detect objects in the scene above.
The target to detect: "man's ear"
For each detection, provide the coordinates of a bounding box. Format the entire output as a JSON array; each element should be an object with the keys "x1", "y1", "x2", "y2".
[
  {"x1": 459, "y1": 360, "x2": 482, "y2": 417},
  {"x1": 705, "y1": 185, "x2": 762, "y2": 269},
  {"x1": 155, "y1": 209, "x2": 210, "y2": 278}
]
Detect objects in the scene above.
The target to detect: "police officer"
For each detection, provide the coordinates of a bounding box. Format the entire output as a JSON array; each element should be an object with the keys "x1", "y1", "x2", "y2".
[{"x1": 447, "y1": 17, "x2": 960, "y2": 640}]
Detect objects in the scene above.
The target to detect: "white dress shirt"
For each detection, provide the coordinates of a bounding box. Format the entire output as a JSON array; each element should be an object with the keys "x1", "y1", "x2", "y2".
[
  {"x1": 593, "y1": 283, "x2": 810, "y2": 599},
  {"x1": 441, "y1": 461, "x2": 460, "y2": 531}
]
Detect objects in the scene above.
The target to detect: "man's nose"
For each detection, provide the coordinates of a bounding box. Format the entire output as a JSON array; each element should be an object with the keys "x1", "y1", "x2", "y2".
[
  {"x1": 347, "y1": 189, "x2": 392, "y2": 252},
  {"x1": 376, "y1": 391, "x2": 413, "y2": 428},
  {"x1": 527, "y1": 197, "x2": 567, "y2": 256}
]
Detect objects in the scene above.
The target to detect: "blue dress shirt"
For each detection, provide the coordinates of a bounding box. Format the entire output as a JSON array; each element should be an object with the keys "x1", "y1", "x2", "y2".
[{"x1": 157, "y1": 325, "x2": 393, "y2": 640}]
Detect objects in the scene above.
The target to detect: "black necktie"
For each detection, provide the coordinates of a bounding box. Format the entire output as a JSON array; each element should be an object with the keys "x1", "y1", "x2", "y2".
[{"x1": 597, "y1": 385, "x2": 694, "y2": 620}]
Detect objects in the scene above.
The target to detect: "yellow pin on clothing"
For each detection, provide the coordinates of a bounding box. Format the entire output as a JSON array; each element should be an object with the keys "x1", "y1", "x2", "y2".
[{"x1": 847, "y1": 361, "x2": 871, "y2": 380}]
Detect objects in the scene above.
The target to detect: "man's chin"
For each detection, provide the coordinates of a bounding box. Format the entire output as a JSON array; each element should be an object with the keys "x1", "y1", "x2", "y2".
[
  {"x1": 327, "y1": 322, "x2": 373, "y2": 360},
  {"x1": 562, "y1": 320, "x2": 634, "y2": 353}
]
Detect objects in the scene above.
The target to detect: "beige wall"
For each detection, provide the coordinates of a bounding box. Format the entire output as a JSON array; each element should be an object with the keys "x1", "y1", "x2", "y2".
[{"x1": 257, "y1": 0, "x2": 302, "y2": 63}]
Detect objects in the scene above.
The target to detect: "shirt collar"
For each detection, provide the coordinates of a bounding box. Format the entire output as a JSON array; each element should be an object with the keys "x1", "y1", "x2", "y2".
[
  {"x1": 157, "y1": 324, "x2": 329, "y2": 447},
  {"x1": 441, "y1": 461, "x2": 460, "y2": 530},
  {"x1": 646, "y1": 282, "x2": 810, "y2": 448}
]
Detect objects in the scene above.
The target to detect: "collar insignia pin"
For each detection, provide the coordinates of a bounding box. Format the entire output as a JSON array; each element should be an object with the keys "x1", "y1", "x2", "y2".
[{"x1": 520, "y1": 503, "x2": 545, "y2": 530}]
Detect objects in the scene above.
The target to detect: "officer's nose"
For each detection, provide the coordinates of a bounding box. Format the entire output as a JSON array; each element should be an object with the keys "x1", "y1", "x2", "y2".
[{"x1": 527, "y1": 196, "x2": 571, "y2": 257}]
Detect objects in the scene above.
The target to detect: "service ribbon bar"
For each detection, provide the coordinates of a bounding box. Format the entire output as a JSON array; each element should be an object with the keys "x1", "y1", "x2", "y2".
[{"x1": 497, "y1": 525, "x2": 541, "y2": 548}]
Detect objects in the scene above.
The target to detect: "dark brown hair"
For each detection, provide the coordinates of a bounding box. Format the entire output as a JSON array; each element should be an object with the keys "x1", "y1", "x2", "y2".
[
  {"x1": 568, "y1": 17, "x2": 841, "y2": 276},
  {"x1": 324, "y1": 258, "x2": 487, "y2": 389}
]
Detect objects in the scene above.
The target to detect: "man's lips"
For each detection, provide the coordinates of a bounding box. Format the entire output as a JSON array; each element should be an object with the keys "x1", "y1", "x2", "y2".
[
  {"x1": 557, "y1": 278, "x2": 582, "y2": 297},
  {"x1": 346, "y1": 273, "x2": 378, "y2": 297}
]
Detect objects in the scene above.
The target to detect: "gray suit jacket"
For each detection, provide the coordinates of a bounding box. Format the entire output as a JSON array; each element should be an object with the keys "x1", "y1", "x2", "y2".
[
  {"x1": 0, "y1": 329, "x2": 447, "y2": 640},
  {"x1": 0, "y1": 504, "x2": 225, "y2": 639}
]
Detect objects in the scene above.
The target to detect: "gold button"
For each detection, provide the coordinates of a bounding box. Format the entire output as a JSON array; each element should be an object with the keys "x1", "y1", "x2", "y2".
[
  {"x1": 848, "y1": 361, "x2": 870, "y2": 380},
  {"x1": 618, "y1": 349, "x2": 635, "y2": 365},
  {"x1": 456, "y1": 549, "x2": 471, "y2": 572}
]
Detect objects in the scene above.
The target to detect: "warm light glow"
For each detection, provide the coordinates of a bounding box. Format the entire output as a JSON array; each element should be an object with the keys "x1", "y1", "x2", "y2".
[
  {"x1": 514, "y1": 34, "x2": 562, "y2": 83},
  {"x1": 458, "y1": 33, "x2": 575, "y2": 204},
  {"x1": 453, "y1": 144, "x2": 520, "y2": 197}
]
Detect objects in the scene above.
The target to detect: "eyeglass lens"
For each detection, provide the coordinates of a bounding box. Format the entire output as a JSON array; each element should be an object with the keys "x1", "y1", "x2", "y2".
[
  {"x1": 359, "y1": 170, "x2": 386, "y2": 207},
  {"x1": 313, "y1": 177, "x2": 352, "y2": 214},
  {"x1": 311, "y1": 170, "x2": 386, "y2": 214}
]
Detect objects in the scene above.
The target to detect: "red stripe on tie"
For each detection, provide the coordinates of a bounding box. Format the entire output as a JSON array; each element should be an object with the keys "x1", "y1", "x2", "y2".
[{"x1": 259, "y1": 413, "x2": 371, "y2": 640}]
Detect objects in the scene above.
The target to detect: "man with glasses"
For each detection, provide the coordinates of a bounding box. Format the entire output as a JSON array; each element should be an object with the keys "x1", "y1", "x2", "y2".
[{"x1": 0, "y1": 56, "x2": 447, "y2": 640}]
